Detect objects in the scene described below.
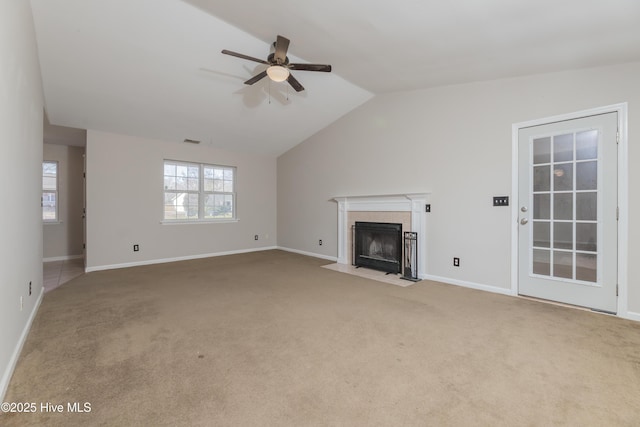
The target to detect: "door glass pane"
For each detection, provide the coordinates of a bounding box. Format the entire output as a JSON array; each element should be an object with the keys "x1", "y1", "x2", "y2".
[
  {"x1": 533, "y1": 222, "x2": 550, "y2": 248},
  {"x1": 576, "y1": 192, "x2": 597, "y2": 221},
  {"x1": 533, "y1": 249, "x2": 550, "y2": 276},
  {"x1": 576, "y1": 130, "x2": 598, "y2": 160},
  {"x1": 553, "y1": 193, "x2": 573, "y2": 220},
  {"x1": 554, "y1": 222, "x2": 573, "y2": 250},
  {"x1": 553, "y1": 164, "x2": 573, "y2": 191},
  {"x1": 553, "y1": 251, "x2": 573, "y2": 279},
  {"x1": 576, "y1": 223, "x2": 597, "y2": 252},
  {"x1": 534, "y1": 166, "x2": 550, "y2": 192},
  {"x1": 533, "y1": 137, "x2": 551, "y2": 164},
  {"x1": 576, "y1": 253, "x2": 597, "y2": 283},
  {"x1": 533, "y1": 194, "x2": 550, "y2": 219},
  {"x1": 576, "y1": 161, "x2": 597, "y2": 190},
  {"x1": 554, "y1": 134, "x2": 573, "y2": 162}
]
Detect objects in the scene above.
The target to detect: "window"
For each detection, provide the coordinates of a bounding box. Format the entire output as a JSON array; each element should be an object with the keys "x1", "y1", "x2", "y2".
[
  {"x1": 163, "y1": 160, "x2": 236, "y2": 221},
  {"x1": 42, "y1": 161, "x2": 58, "y2": 222}
]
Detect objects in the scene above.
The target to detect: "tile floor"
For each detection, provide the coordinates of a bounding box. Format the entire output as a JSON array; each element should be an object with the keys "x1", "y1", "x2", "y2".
[
  {"x1": 322, "y1": 263, "x2": 417, "y2": 287},
  {"x1": 43, "y1": 258, "x2": 85, "y2": 293}
]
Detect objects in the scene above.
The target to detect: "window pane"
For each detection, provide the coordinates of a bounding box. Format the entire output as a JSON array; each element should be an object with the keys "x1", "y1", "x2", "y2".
[
  {"x1": 223, "y1": 180, "x2": 233, "y2": 192},
  {"x1": 576, "y1": 223, "x2": 597, "y2": 252},
  {"x1": 43, "y1": 162, "x2": 57, "y2": 175},
  {"x1": 533, "y1": 137, "x2": 551, "y2": 164},
  {"x1": 164, "y1": 177, "x2": 176, "y2": 190},
  {"x1": 533, "y1": 222, "x2": 550, "y2": 248},
  {"x1": 553, "y1": 164, "x2": 573, "y2": 191},
  {"x1": 553, "y1": 193, "x2": 573, "y2": 220},
  {"x1": 576, "y1": 253, "x2": 597, "y2": 282},
  {"x1": 204, "y1": 167, "x2": 214, "y2": 179},
  {"x1": 553, "y1": 134, "x2": 573, "y2": 162},
  {"x1": 554, "y1": 222, "x2": 573, "y2": 250},
  {"x1": 576, "y1": 192, "x2": 597, "y2": 221},
  {"x1": 534, "y1": 166, "x2": 550, "y2": 192},
  {"x1": 204, "y1": 178, "x2": 213, "y2": 192},
  {"x1": 553, "y1": 251, "x2": 573, "y2": 279},
  {"x1": 42, "y1": 191, "x2": 57, "y2": 220},
  {"x1": 214, "y1": 169, "x2": 223, "y2": 179},
  {"x1": 214, "y1": 179, "x2": 223, "y2": 192},
  {"x1": 224, "y1": 169, "x2": 233, "y2": 180},
  {"x1": 576, "y1": 130, "x2": 598, "y2": 160},
  {"x1": 532, "y1": 249, "x2": 550, "y2": 276},
  {"x1": 576, "y1": 161, "x2": 597, "y2": 191},
  {"x1": 533, "y1": 194, "x2": 550, "y2": 220},
  {"x1": 43, "y1": 161, "x2": 57, "y2": 191},
  {"x1": 164, "y1": 163, "x2": 176, "y2": 176}
]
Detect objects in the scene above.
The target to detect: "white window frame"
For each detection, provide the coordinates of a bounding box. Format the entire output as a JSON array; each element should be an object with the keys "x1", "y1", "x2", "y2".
[
  {"x1": 162, "y1": 160, "x2": 237, "y2": 223},
  {"x1": 42, "y1": 160, "x2": 59, "y2": 223}
]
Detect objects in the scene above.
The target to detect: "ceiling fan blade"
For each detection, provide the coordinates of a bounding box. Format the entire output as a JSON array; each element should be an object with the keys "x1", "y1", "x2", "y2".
[
  {"x1": 274, "y1": 35, "x2": 290, "y2": 64},
  {"x1": 244, "y1": 70, "x2": 268, "y2": 85},
  {"x1": 222, "y1": 49, "x2": 269, "y2": 65},
  {"x1": 289, "y1": 63, "x2": 332, "y2": 72},
  {"x1": 287, "y1": 73, "x2": 305, "y2": 92}
]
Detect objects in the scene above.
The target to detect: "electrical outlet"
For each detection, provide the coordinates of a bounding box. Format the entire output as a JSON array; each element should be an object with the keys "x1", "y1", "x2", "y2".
[
  {"x1": 133, "y1": 244, "x2": 139, "y2": 252},
  {"x1": 254, "y1": 235, "x2": 259, "y2": 240},
  {"x1": 425, "y1": 204, "x2": 431, "y2": 212},
  {"x1": 319, "y1": 239, "x2": 323, "y2": 246},
  {"x1": 29, "y1": 281, "x2": 32, "y2": 296},
  {"x1": 453, "y1": 257, "x2": 460, "y2": 267}
]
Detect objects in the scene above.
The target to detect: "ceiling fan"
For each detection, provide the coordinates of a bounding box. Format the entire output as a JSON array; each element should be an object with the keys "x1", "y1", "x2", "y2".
[{"x1": 221, "y1": 35, "x2": 331, "y2": 92}]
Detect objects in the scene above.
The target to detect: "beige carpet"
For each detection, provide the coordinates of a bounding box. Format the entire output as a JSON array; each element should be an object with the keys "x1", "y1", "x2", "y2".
[{"x1": 2, "y1": 250, "x2": 640, "y2": 426}]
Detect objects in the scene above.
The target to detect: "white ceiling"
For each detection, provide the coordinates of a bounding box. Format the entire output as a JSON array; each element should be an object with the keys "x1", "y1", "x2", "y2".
[{"x1": 31, "y1": 0, "x2": 640, "y2": 155}]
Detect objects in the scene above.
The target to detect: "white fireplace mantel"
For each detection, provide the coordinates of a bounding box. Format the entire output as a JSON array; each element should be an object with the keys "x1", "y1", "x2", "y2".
[{"x1": 332, "y1": 193, "x2": 430, "y2": 278}]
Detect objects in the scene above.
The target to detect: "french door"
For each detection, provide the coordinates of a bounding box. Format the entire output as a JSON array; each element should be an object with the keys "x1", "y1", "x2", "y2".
[{"x1": 517, "y1": 112, "x2": 618, "y2": 313}]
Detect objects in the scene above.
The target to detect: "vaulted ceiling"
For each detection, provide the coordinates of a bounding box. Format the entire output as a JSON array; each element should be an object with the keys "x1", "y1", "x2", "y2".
[{"x1": 31, "y1": 0, "x2": 640, "y2": 155}]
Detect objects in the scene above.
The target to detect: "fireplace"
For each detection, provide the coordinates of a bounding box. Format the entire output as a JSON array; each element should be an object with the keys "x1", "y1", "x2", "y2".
[{"x1": 354, "y1": 222, "x2": 402, "y2": 274}]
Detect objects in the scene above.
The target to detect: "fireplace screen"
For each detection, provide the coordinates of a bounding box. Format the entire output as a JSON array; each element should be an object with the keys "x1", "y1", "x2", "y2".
[{"x1": 354, "y1": 222, "x2": 402, "y2": 274}]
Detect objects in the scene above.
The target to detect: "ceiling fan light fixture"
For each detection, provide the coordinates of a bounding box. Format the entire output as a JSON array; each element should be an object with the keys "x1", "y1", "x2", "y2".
[{"x1": 266, "y1": 65, "x2": 290, "y2": 82}]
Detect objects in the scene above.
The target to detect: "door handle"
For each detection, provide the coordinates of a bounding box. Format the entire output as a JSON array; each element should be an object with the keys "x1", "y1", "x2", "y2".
[{"x1": 520, "y1": 218, "x2": 528, "y2": 225}]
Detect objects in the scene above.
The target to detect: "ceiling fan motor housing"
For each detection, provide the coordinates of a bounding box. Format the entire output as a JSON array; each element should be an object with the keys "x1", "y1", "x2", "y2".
[{"x1": 267, "y1": 52, "x2": 289, "y2": 66}]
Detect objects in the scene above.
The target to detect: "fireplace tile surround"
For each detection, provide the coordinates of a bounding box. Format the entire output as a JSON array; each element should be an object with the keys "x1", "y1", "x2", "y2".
[{"x1": 332, "y1": 194, "x2": 430, "y2": 281}]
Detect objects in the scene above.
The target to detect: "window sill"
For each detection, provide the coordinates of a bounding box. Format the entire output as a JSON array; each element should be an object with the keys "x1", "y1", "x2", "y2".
[
  {"x1": 160, "y1": 219, "x2": 239, "y2": 225},
  {"x1": 43, "y1": 221, "x2": 62, "y2": 225}
]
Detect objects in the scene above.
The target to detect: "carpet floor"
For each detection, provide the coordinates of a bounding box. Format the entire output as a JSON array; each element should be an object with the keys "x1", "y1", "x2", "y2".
[{"x1": 2, "y1": 250, "x2": 640, "y2": 426}]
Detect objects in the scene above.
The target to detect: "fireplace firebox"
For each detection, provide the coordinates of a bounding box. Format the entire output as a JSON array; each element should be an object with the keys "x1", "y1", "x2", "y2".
[{"x1": 354, "y1": 222, "x2": 402, "y2": 274}]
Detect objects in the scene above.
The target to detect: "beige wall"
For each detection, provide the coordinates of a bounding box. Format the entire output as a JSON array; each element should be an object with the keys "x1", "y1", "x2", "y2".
[
  {"x1": 43, "y1": 143, "x2": 85, "y2": 260},
  {"x1": 277, "y1": 61, "x2": 640, "y2": 317},
  {"x1": 86, "y1": 130, "x2": 277, "y2": 270},
  {"x1": 0, "y1": 0, "x2": 44, "y2": 399}
]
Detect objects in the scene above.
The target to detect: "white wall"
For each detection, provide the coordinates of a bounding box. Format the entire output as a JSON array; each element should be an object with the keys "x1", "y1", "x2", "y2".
[
  {"x1": 86, "y1": 130, "x2": 277, "y2": 270},
  {"x1": 0, "y1": 0, "x2": 45, "y2": 399},
  {"x1": 43, "y1": 143, "x2": 85, "y2": 260},
  {"x1": 277, "y1": 62, "x2": 640, "y2": 316}
]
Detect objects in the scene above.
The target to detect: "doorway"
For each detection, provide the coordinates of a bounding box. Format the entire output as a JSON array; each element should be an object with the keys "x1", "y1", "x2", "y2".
[{"x1": 513, "y1": 105, "x2": 627, "y2": 314}]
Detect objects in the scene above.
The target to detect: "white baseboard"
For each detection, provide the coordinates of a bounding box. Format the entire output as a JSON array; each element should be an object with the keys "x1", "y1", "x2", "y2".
[
  {"x1": 0, "y1": 287, "x2": 44, "y2": 402},
  {"x1": 43, "y1": 254, "x2": 83, "y2": 262},
  {"x1": 85, "y1": 246, "x2": 279, "y2": 272},
  {"x1": 424, "y1": 274, "x2": 516, "y2": 297},
  {"x1": 622, "y1": 311, "x2": 640, "y2": 322},
  {"x1": 277, "y1": 246, "x2": 338, "y2": 262}
]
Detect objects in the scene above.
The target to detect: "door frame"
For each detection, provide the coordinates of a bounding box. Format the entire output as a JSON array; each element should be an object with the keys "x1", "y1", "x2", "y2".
[{"x1": 511, "y1": 103, "x2": 629, "y2": 318}]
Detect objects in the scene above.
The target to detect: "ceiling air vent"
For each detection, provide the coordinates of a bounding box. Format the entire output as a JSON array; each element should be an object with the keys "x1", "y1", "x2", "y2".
[{"x1": 183, "y1": 138, "x2": 200, "y2": 144}]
